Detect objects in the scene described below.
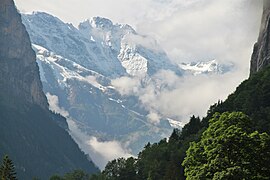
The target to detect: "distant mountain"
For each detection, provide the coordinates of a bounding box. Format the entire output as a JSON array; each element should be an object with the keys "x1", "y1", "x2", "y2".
[
  {"x1": 0, "y1": 1, "x2": 98, "y2": 179},
  {"x1": 22, "y1": 12, "x2": 180, "y2": 77},
  {"x1": 21, "y1": 12, "x2": 184, "y2": 167},
  {"x1": 22, "y1": 11, "x2": 234, "y2": 168},
  {"x1": 179, "y1": 60, "x2": 233, "y2": 76},
  {"x1": 33, "y1": 44, "x2": 172, "y2": 156}
]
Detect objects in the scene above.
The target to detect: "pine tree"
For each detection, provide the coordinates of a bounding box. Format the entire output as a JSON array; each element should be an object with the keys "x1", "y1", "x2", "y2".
[{"x1": 0, "y1": 155, "x2": 17, "y2": 180}]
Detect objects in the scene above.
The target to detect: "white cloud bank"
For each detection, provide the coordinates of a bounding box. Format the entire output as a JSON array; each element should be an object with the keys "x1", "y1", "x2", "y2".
[
  {"x1": 46, "y1": 93, "x2": 132, "y2": 170},
  {"x1": 46, "y1": 93, "x2": 69, "y2": 117},
  {"x1": 112, "y1": 70, "x2": 243, "y2": 124},
  {"x1": 67, "y1": 119, "x2": 133, "y2": 170}
]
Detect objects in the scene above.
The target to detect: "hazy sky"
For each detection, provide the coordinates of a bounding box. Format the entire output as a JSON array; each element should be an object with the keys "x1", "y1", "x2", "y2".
[
  {"x1": 14, "y1": 0, "x2": 264, "y2": 119},
  {"x1": 15, "y1": 0, "x2": 262, "y2": 65}
]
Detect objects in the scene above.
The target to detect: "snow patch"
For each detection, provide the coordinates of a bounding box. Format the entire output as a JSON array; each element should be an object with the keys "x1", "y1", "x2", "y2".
[{"x1": 167, "y1": 118, "x2": 184, "y2": 129}]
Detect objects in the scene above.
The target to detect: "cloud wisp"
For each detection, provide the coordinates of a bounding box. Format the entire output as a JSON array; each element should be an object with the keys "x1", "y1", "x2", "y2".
[
  {"x1": 67, "y1": 119, "x2": 133, "y2": 170},
  {"x1": 46, "y1": 93, "x2": 133, "y2": 170},
  {"x1": 112, "y1": 69, "x2": 244, "y2": 124}
]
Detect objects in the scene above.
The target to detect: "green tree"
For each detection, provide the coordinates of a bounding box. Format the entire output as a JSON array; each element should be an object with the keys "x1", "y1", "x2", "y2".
[
  {"x1": 180, "y1": 115, "x2": 201, "y2": 140},
  {"x1": 50, "y1": 170, "x2": 91, "y2": 180},
  {"x1": 50, "y1": 175, "x2": 64, "y2": 180},
  {"x1": 63, "y1": 170, "x2": 90, "y2": 180},
  {"x1": 102, "y1": 157, "x2": 137, "y2": 180},
  {"x1": 0, "y1": 155, "x2": 17, "y2": 180},
  {"x1": 182, "y1": 112, "x2": 270, "y2": 180}
]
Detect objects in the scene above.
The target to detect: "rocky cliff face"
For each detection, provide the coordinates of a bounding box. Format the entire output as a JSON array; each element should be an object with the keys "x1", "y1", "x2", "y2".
[
  {"x1": 0, "y1": 0, "x2": 47, "y2": 108},
  {"x1": 0, "y1": 0, "x2": 99, "y2": 178},
  {"x1": 250, "y1": 0, "x2": 270, "y2": 75}
]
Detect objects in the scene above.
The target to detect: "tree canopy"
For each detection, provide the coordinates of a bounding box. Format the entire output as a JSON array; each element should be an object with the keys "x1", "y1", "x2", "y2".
[{"x1": 182, "y1": 112, "x2": 270, "y2": 180}]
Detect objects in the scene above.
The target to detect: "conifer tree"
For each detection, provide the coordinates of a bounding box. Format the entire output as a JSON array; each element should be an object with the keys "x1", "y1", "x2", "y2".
[{"x1": 0, "y1": 155, "x2": 17, "y2": 180}]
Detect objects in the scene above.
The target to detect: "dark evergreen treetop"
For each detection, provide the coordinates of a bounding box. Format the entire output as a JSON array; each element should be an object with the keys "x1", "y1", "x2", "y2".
[{"x1": 0, "y1": 155, "x2": 17, "y2": 180}]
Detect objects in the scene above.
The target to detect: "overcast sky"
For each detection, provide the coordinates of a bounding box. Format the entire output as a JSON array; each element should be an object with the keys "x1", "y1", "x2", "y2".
[
  {"x1": 15, "y1": 0, "x2": 262, "y2": 66},
  {"x1": 14, "y1": 0, "x2": 264, "y2": 119}
]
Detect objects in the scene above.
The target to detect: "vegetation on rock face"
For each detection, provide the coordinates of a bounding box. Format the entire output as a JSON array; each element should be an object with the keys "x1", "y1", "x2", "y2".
[{"x1": 204, "y1": 66, "x2": 270, "y2": 134}]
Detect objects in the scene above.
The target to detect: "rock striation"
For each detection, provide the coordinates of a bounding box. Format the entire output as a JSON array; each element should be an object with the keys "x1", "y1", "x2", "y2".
[
  {"x1": 250, "y1": 0, "x2": 270, "y2": 75},
  {"x1": 0, "y1": 0, "x2": 47, "y2": 108}
]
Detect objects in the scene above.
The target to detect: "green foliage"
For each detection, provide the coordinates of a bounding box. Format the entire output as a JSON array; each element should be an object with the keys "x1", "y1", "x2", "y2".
[
  {"x1": 63, "y1": 170, "x2": 91, "y2": 180},
  {"x1": 206, "y1": 66, "x2": 270, "y2": 133},
  {"x1": 50, "y1": 170, "x2": 92, "y2": 180},
  {"x1": 180, "y1": 116, "x2": 202, "y2": 140},
  {"x1": 182, "y1": 112, "x2": 270, "y2": 180},
  {"x1": 102, "y1": 157, "x2": 137, "y2": 180},
  {"x1": 0, "y1": 155, "x2": 17, "y2": 180},
  {"x1": 50, "y1": 175, "x2": 64, "y2": 180}
]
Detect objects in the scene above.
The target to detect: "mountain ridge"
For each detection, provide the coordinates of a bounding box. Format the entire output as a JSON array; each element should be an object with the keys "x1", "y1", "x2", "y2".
[{"x1": 22, "y1": 11, "x2": 180, "y2": 77}]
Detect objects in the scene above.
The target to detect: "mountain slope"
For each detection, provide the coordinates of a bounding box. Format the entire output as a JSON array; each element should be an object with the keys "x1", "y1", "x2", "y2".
[
  {"x1": 33, "y1": 43, "x2": 172, "y2": 159},
  {"x1": 0, "y1": 1, "x2": 98, "y2": 179},
  {"x1": 21, "y1": 12, "x2": 180, "y2": 166}
]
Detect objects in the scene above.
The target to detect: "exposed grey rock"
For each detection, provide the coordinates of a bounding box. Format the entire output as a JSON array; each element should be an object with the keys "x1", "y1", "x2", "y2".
[
  {"x1": 250, "y1": 0, "x2": 270, "y2": 75},
  {"x1": 0, "y1": 0, "x2": 47, "y2": 108},
  {"x1": 0, "y1": 0, "x2": 99, "y2": 178}
]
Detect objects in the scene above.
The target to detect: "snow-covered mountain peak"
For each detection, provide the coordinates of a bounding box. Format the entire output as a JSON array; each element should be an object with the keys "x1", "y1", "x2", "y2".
[
  {"x1": 179, "y1": 59, "x2": 233, "y2": 75},
  {"x1": 23, "y1": 12, "x2": 181, "y2": 78},
  {"x1": 79, "y1": 17, "x2": 136, "y2": 35},
  {"x1": 23, "y1": 11, "x2": 67, "y2": 28},
  {"x1": 117, "y1": 24, "x2": 136, "y2": 33},
  {"x1": 89, "y1": 16, "x2": 114, "y2": 29}
]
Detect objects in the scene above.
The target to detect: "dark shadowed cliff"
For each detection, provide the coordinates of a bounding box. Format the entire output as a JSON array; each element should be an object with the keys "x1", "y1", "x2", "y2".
[
  {"x1": 250, "y1": 0, "x2": 270, "y2": 74},
  {"x1": 0, "y1": 0, "x2": 99, "y2": 179},
  {"x1": 0, "y1": 0, "x2": 48, "y2": 109}
]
